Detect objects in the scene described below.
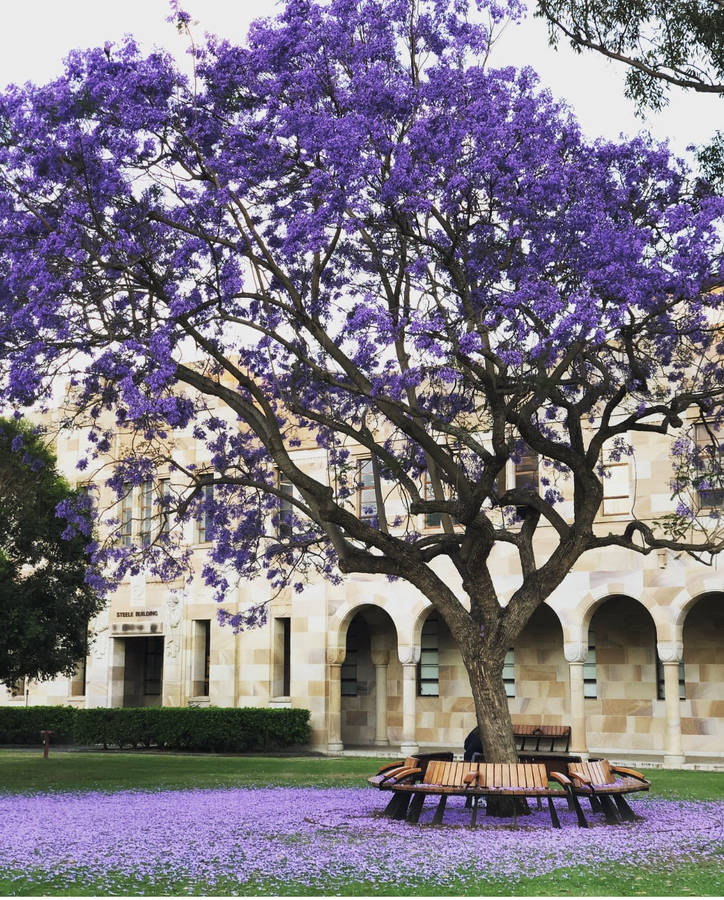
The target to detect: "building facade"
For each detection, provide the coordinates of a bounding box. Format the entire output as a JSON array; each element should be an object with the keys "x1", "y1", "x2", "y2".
[{"x1": 3, "y1": 422, "x2": 723, "y2": 769}]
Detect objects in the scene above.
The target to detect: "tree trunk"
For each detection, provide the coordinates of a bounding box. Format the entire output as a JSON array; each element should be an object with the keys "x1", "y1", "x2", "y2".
[{"x1": 461, "y1": 635, "x2": 526, "y2": 817}]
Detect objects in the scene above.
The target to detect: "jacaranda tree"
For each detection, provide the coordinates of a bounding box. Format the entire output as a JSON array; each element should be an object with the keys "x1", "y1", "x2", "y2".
[{"x1": 0, "y1": 0, "x2": 722, "y2": 762}]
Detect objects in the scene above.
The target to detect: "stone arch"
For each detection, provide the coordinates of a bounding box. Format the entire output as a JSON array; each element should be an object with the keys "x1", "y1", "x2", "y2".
[
  {"x1": 584, "y1": 594, "x2": 662, "y2": 755},
  {"x1": 509, "y1": 603, "x2": 567, "y2": 724},
  {"x1": 337, "y1": 603, "x2": 400, "y2": 747},
  {"x1": 679, "y1": 592, "x2": 724, "y2": 756},
  {"x1": 328, "y1": 595, "x2": 404, "y2": 660}
]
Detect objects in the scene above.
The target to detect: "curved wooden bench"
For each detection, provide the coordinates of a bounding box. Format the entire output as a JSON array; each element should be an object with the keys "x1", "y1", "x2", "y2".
[
  {"x1": 567, "y1": 760, "x2": 651, "y2": 823},
  {"x1": 368, "y1": 752, "x2": 453, "y2": 819},
  {"x1": 371, "y1": 759, "x2": 585, "y2": 828},
  {"x1": 514, "y1": 724, "x2": 571, "y2": 753}
]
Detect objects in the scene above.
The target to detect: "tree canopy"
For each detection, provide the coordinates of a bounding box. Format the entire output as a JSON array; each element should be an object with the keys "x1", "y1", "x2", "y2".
[
  {"x1": 0, "y1": 417, "x2": 102, "y2": 688},
  {"x1": 0, "y1": 0, "x2": 722, "y2": 758},
  {"x1": 534, "y1": 1, "x2": 724, "y2": 185}
]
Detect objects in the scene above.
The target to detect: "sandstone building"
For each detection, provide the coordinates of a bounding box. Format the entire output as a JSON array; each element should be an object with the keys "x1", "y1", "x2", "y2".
[{"x1": 3, "y1": 418, "x2": 722, "y2": 769}]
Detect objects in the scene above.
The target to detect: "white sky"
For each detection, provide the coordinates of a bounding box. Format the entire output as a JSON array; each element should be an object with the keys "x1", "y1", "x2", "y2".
[{"x1": 0, "y1": 0, "x2": 718, "y2": 162}]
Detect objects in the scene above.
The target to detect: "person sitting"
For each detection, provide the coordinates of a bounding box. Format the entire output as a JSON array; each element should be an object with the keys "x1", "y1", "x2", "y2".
[{"x1": 464, "y1": 726, "x2": 483, "y2": 762}]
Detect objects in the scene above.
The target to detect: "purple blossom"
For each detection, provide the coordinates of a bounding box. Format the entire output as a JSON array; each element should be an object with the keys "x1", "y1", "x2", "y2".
[{"x1": 0, "y1": 787, "x2": 719, "y2": 893}]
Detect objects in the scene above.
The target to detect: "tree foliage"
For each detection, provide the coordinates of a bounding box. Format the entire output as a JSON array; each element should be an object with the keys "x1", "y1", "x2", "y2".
[
  {"x1": 0, "y1": 0, "x2": 722, "y2": 757},
  {"x1": 534, "y1": 1, "x2": 724, "y2": 185},
  {"x1": 0, "y1": 418, "x2": 102, "y2": 688}
]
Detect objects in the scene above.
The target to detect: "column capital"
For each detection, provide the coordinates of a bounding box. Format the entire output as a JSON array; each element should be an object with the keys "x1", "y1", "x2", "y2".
[
  {"x1": 657, "y1": 641, "x2": 683, "y2": 663},
  {"x1": 564, "y1": 640, "x2": 587, "y2": 663},
  {"x1": 327, "y1": 647, "x2": 346, "y2": 666},
  {"x1": 370, "y1": 648, "x2": 389, "y2": 667},
  {"x1": 398, "y1": 645, "x2": 421, "y2": 666}
]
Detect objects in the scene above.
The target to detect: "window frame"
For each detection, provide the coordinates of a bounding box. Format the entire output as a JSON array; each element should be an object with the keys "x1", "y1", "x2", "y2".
[
  {"x1": 694, "y1": 422, "x2": 724, "y2": 510},
  {"x1": 356, "y1": 458, "x2": 377, "y2": 523},
  {"x1": 417, "y1": 614, "x2": 440, "y2": 696}
]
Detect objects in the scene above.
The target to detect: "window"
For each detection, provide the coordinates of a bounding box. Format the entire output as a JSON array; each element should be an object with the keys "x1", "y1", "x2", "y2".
[
  {"x1": 418, "y1": 615, "x2": 439, "y2": 696},
  {"x1": 139, "y1": 478, "x2": 170, "y2": 544},
  {"x1": 656, "y1": 653, "x2": 686, "y2": 701},
  {"x1": 143, "y1": 637, "x2": 163, "y2": 696},
  {"x1": 69, "y1": 636, "x2": 88, "y2": 697},
  {"x1": 602, "y1": 448, "x2": 630, "y2": 515},
  {"x1": 583, "y1": 631, "x2": 597, "y2": 699},
  {"x1": 503, "y1": 648, "x2": 515, "y2": 698},
  {"x1": 140, "y1": 479, "x2": 154, "y2": 545},
  {"x1": 278, "y1": 473, "x2": 294, "y2": 539},
  {"x1": 357, "y1": 458, "x2": 377, "y2": 522},
  {"x1": 119, "y1": 483, "x2": 133, "y2": 546},
  {"x1": 273, "y1": 617, "x2": 291, "y2": 696},
  {"x1": 514, "y1": 446, "x2": 538, "y2": 493},
  {"x1": 197, "y1": 483, "x2": 214, "y2": 543},
  {"x1": 695, "y1": 423, "x2": 724, "y2": 509},
  {"x1": 497, "y1": 445, "x2": 539, "y2": 501},
  {"x1": 158, "y1": 478, "x2": 170, "y2": 538},
  {"x1": 341, "y1": 649, "x2": 358, "y2": 696},
  {"x1": 192, "y1": 620, "x2": 211, "y2": 697}
]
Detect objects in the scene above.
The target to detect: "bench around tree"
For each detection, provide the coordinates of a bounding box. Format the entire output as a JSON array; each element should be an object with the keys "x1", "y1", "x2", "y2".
[
  {"x1": 370, "y1": 759, "x2": 583, "y2": 828},
  {"x1": 567, "y1": 760, "x2": 651, "y2": 824}
]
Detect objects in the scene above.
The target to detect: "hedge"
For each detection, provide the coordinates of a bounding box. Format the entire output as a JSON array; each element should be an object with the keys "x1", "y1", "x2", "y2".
[{"x1": 0, "y1": 706, "x2": 311, "y2": 752}]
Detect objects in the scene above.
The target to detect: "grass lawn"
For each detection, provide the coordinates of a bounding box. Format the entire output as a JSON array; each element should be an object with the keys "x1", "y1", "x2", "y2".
[{"x1": 0, "y1": 750, "x2": 721, "y2": 896}]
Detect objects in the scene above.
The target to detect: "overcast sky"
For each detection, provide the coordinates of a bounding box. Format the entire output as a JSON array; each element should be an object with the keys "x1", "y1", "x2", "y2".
[{"x1": 0, "y1": 1, "x2": 717, "y2": 163}]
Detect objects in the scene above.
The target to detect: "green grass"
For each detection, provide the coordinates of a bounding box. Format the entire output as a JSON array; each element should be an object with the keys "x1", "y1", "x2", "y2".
[
  {"x1": 0, "y1": 858, "x2": 721, "y2": 897},
  {"x1": 0, "y1": 750, "x2": 721, "y2": 896},
  {"x1": 0, "y1": 749, "x2": 720, "y2": 798},
  {"x1": 0, "y1": 749, "x2": 388, "y2": 794}
]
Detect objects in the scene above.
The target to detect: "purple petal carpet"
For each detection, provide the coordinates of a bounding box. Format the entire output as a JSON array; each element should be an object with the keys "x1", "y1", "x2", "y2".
[{"x1": 1, "y1": 787, "x2": 721, "y2": 892}]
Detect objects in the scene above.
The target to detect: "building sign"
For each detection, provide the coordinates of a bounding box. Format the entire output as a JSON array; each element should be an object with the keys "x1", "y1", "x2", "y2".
[{"x1": 111, "y1": 608, "x2": 164, "y2": 635}]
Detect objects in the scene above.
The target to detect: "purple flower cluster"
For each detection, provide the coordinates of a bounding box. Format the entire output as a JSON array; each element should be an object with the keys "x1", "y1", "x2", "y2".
[{"x1": 1, "y1": 786, "x2": 721, "y2": 892}]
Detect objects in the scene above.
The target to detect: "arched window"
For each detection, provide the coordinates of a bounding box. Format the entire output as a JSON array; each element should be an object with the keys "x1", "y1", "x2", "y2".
[{"x1": 418, "y1": 615, "x2": 439, "y2": 696}]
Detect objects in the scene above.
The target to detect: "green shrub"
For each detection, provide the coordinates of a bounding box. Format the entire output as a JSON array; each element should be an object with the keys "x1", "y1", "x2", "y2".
[
  {"x1": 0, "y1": 705, "x2": 311, "y2": 752},
  {"x1": 0, "y1": 706, "x2": 78, "y2": 745}
]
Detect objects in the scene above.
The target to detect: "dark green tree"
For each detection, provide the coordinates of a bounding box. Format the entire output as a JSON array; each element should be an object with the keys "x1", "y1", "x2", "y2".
[
  {"x1": 0, "y1": 417, "x2": 103, "y2": 688},
  {"x1": 535, "y1": 1, "x2": 724, "y2": 185}
]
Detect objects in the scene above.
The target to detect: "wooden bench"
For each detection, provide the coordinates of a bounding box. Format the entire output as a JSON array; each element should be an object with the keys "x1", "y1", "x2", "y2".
[
  {"x1": 371, "y1": 759, "x2": 583, "y2": 828},
  {"x1": 513, "y1": 724, "x2": 571, "y2": 753},
  {"x1": 368, "y1": 752, "x2": 453, "y2": 819},
  {"x1": 567, "y1": 760, "x2": 651, "y2": 824}
]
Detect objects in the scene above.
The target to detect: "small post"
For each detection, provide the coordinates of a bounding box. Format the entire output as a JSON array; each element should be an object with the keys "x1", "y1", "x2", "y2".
[{"x1": 40, "y1": 730, "x2": 53, "y2": 759}]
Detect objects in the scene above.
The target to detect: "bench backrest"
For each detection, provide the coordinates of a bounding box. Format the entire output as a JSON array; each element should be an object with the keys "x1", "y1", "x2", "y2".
[
  {"x1": 568, "y1": 760, "x2": 614, "y2": 786},
  {"x1": 513, "y1": 724, "x2": 571, "y2": 752},
  {"x1": 424, "y1": 760, "x2": 549, "y2": 789}
]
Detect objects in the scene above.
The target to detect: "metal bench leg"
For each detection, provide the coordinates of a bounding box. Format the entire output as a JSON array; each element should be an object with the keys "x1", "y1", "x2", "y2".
[
  {"x1": 470, "y1": 795, "x2": 480, "y2": 827},
  {"x1": 406, "y1": 792, "x2": 426, "y2": 824},
  {"x1": 568, "y1": 789, "x2": 589, "y2": 828},
  {"x1": 613, "y1": 794, "x2": 643, "y2": 822},
  {"x1": 432, "y1": 795, "x2": 448, "y2": 825},
  {"x1": 588, "y1": 793, "x2": 603, "y2": 812},
  {"x1": 383, "y1": 792, "x2": 411, "y2": 820},
  {"x1": 546, "y1": 796, "x2": 561, "y2": 829},
  {"x1": 597, "y1": 792, "x2": 622, "y2": 824}
]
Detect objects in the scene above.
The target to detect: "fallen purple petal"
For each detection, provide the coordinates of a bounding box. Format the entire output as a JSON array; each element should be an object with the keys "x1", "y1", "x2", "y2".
[{"x1": 0, "y1": 787, "x2": 721, "y2": 891}]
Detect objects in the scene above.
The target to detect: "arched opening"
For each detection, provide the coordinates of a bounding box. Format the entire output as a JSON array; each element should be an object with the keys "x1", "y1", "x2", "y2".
[
  {"x1": 681, "y1": 593, "x2": 724, "y2": 756},
  {"x1": 585, "y1": 595, "x2": 660, "y2": 754},
  {"x1": 509, "y1": 603, "x2": 566, "y2": 725},
  {"x1": 340, "y1": 605, "x2": 398, "y2": 746},
  {"x1": 414, "y1": 610, "x2": 468, "y2": 747}
]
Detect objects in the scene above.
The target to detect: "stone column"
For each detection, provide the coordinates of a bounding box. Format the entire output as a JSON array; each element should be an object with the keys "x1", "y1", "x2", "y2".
[
  {"x1": 658, "y1": 641, "x2": 685, "y2": 768},
  {"x1": 564, "y1": 640, "x2": 589, "y2": 757},
  {"x1": 107, "y1": 637, "x2": 126, "y2": 707},
  {"x1": 327, "y1": 647, "x2": 345, "y2": 754},
  {"x1": 399, "y1": 646, "x2": 420, "y2": 756},
  {"x1": 370, "y1": 648, "x2": 388, "y2": 746}
]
